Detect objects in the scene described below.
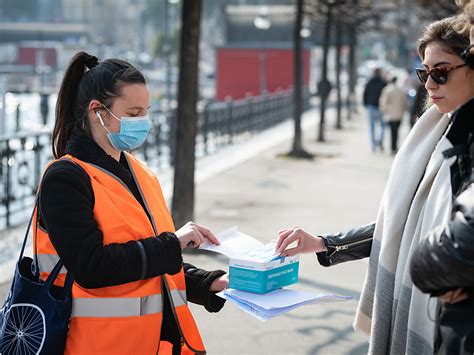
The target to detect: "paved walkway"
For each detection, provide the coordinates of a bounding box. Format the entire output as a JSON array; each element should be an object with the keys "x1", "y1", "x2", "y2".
[
  {"x1": 184, "y1": 106, "x2": 403, "y2": 355},
  {"x1": 0, "y1": 103, "x2": 409, "y2": 354}
]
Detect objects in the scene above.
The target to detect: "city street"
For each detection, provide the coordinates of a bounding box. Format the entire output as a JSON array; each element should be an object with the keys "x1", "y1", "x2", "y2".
[{"x1": 0, "y1": 0, "x2": 469, "y2": 353}]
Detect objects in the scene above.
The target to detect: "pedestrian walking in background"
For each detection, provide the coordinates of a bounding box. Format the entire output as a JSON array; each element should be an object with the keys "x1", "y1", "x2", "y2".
[
  {"x1": 410, "y1": 1, "x2": 474, "y2": 353},
  {"x1": 276, "y1": 13, "x2": 474, "y2": 355},
  {"x1": 34, "y1": 52, "x2": 228, "y2": 354},
  {"x1": 410, "y1": 82, "x2": 428, "y2": 127},
  {"x1": 363, "y1": 68, "x2": 387, "y2": 152},
  {"x1": 379, "y1": 76, "x2": 408, "y2": 155}
]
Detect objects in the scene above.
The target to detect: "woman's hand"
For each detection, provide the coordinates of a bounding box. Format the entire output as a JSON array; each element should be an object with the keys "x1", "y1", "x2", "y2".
[
  {"x1": 175, "y1": 222, "x2": 220, "y2": 250},
  {"x1": 440, "y1": 288, "x2": 469, "y2": 304},
  {"x1": 210, "y1": 274, "x2": 229, "y2": 292},
  {"x1": 275, "y1": 227, "x2": 327, "y2": 256}
]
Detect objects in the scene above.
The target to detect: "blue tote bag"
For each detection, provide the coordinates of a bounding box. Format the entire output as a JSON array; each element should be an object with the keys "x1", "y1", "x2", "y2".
[{"x1": 0, "y1": 198, "x2": 74, "y2": 355}]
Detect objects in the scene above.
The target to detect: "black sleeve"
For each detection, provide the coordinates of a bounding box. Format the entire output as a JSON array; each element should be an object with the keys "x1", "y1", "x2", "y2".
[
  {"x1": 39, "y1": 161, "x2": 183, "y2": 289},
  {"x1": 363, "y1": 84, "x2": 369, "y2": 106},
  {"x1": 316, "y1": 222, "x2": 374, "y2": 267},
  {"x1": 183, "y1": 263, "x2": 226, "y2": 312},
  {"x1": 410, "y1": 185, "x2": 474, "y2": 296}
]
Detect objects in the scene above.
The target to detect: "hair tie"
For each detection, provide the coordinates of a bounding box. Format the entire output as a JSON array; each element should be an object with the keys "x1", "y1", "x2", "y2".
[{"x1": 84, "y1": 54, "x2": 99, "y2": 69}]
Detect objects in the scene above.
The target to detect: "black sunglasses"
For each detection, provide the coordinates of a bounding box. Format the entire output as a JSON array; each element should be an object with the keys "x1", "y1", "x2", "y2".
[
  {"x1": 415, "y1": 64, "x2": 467, "y2": 85},
  {"x1": 461, "y1": 44, "x2": 474, "y2": 69}
]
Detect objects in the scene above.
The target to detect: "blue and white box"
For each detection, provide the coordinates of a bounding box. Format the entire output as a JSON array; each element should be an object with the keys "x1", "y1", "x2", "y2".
[
  {"x1": 229, "y1": 242, "x2": 300, "y2": 294},
  {"x1": 199, "y1": 226, "x2": 300, "y2": 294}
]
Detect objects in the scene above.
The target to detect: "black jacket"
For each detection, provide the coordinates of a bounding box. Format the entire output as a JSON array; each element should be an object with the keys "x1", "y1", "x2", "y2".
[
  {"x1": 316, "y1": 223, "x2": 374, "y2": 267},
  {"x1": 38, "y1": 130, "x2": 225, "y2": 351},
  {"x1": 363, "y1": 76, "x2": 386, "y2": 108},
  {"x1": 317, "y1": 99, "x2": 474, "y2": 269},
  {"x1": 410, "y1": 98, "x2": 474, "y2": 296},
  {"x1": 410, "y1": 98, "x2": 474, "y2": 355}
]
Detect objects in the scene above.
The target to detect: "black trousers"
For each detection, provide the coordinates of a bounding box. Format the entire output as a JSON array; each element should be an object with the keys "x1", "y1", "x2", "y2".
[{"x1": 387, "y1": 120, "x2": 401, "y2": 153}]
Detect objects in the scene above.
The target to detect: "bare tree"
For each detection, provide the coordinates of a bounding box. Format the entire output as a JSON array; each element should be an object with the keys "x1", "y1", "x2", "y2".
[
  {"x1": 171, "y1": 0, "x2": 202, "y2": 228},
  {"x1": 287, "y1": 0, "x2": 312, "y2": 158}
]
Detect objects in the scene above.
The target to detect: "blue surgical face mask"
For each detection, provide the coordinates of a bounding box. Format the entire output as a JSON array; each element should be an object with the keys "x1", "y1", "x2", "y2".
[{"x1": 97, "y1": 105, "x2": 151, "y2": 151}]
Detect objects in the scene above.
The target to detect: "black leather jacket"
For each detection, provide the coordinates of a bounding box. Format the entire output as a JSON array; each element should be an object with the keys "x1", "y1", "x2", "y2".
[
  {"x1": 316, "y1": 223, "x2": 374, "y2": 267},
  {"x1": 410, "y1": 182, "x2": 474, "y2": 296},
  {"x1": 410, "y1": 98, "x2": 474, "y2": 296}
]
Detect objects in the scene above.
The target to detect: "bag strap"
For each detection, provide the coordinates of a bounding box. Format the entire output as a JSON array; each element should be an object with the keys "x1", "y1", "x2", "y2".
[
  {"x1": 43, "y1": 259, "x2": 75, "y2": 294},
  {"x1": 18, "y1": 195, "x2": 39, "y2": 260}
]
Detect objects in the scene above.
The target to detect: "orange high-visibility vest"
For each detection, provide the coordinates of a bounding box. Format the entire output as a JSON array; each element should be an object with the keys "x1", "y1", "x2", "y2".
[{"x1": 33, "y1": 153, "x2": 206, "y2": 355}]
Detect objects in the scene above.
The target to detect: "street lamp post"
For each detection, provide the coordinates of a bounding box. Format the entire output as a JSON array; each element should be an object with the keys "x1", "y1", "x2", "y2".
[{"x1": 254, "y1": 6, "x2": 271, "y2": 96}]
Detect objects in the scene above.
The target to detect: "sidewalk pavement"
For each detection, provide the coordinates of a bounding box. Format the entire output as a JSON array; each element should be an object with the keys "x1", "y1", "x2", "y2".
[
  {"x1": 184, "y1": 106, "x2": 402, "y2": 355},
  {"x1": 0, "y1": 104, "x2": 406, "y2": 354}
]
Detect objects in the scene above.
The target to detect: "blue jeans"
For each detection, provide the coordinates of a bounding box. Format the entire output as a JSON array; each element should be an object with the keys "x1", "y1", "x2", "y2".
[{"x1": 367, "y1": 105, "x2": 385, "y2": 151}]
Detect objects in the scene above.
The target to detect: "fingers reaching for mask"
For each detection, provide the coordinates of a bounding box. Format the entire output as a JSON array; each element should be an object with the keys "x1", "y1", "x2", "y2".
[
  {"x1": 275, "y1": 227, "x2": 326, "y2": 256},
  {"x1": 175, "y1": 222, "x2": 220, "y2": 249}
]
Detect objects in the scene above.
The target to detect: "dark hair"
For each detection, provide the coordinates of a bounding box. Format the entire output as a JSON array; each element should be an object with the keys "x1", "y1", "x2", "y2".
[
  {"x1": 53, "y1": 51, "x2": 146, "y2": 158},
  {"x1": 417, "y1": 15, "x2": 470, "y2": 60}
]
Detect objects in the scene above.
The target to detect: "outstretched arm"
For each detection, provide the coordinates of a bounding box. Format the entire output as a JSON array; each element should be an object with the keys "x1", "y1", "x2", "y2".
[{"x1": 276, "y1": 223, "x2": 374, "y2": 266}]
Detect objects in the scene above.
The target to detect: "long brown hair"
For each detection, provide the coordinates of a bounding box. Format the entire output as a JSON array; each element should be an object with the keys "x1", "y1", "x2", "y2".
[
  {"x1": 53, "y1": 52, "x2": 146, "y2": 158},
  {"x1": 417, "y1": 15, "x2": 470, "y2": 60}
]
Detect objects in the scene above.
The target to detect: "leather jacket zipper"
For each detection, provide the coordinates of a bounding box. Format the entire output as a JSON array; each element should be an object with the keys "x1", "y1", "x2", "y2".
[{"x1": 330, "y1": 236, "x2": 372, "y2": 256}]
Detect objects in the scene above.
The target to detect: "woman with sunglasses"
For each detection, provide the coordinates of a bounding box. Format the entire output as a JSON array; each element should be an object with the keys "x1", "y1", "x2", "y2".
[
  {"x1": 410, "y1": 1, "x2": 474, "y2": 353},
  {"x1": 275, "y1": 13, "x2": 473, "y2": 355}
]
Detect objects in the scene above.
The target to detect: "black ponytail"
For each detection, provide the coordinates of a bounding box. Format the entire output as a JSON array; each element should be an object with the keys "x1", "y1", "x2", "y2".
[
  {"x1": 52, "y1": 51, "x2": 146, "y2": 158},
  {"x1": 53, "y1": 52, "x2": 88, "y2": 158}
]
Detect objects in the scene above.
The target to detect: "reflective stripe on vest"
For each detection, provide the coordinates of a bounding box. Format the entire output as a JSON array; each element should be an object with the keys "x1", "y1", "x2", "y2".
[
  {"x1": 37, "y1": 253, "x2": 67, "y2": 274},
  {"x1": 36, "y1": 255, "x2": 188, "y2": 317},
  {"x1": 72, "y1": 289, "x2": 187, "y2": 318}
]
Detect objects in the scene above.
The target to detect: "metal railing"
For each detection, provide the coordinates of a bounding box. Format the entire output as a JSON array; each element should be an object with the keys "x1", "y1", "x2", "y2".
[{"x1": 0, "y1": 89, "x2": 310, "y2": 230}]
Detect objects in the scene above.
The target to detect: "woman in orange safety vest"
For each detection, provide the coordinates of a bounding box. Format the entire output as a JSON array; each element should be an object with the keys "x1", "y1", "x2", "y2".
[{"x1": 34, "y1": 52, "x2": 229, "y2": 354}]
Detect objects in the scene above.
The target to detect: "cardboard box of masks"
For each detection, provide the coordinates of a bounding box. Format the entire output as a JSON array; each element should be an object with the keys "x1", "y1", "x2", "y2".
[
  {"x1": 229, "y1": 242, "x2": 300, "y2": 294},
  {"x1": 200, "y1": 227, "x2": 300, "y2": 294}
]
